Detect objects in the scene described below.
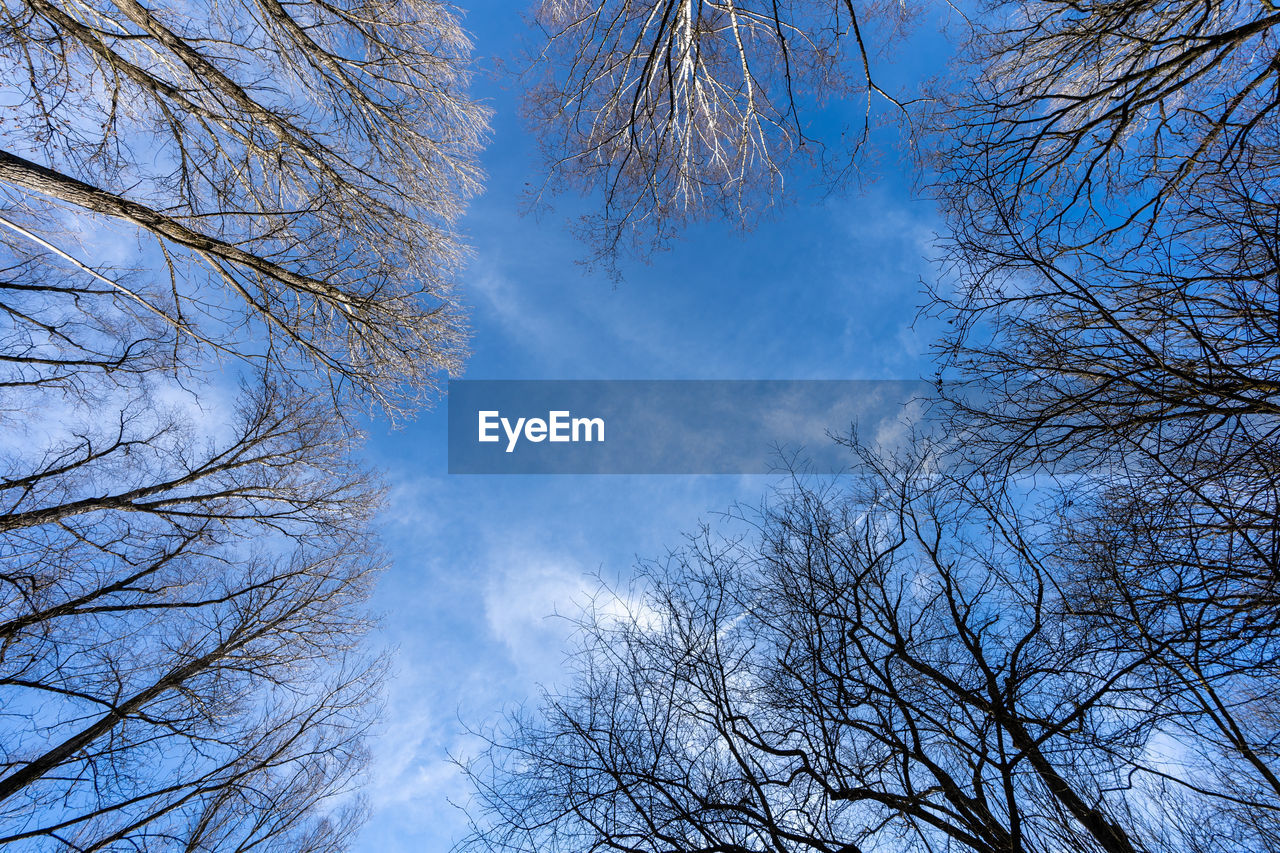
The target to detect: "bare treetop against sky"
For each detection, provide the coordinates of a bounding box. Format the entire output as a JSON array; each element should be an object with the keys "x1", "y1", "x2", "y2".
[
  {"x1": 460, "y1": 1, "x2": 1280, "y2": 852},
  {"x1": 3, "y1": 0, "x2": 1279, "y2": 851},
  {"x1": 522, "y1": 0, "x2": 927, "y2": 268},
  {"x1": 0, "y1": 0, "x2": 484, "y2": 847},
  {"x1": 1, "y1": 0, "x2": 486, "y2": 411}
]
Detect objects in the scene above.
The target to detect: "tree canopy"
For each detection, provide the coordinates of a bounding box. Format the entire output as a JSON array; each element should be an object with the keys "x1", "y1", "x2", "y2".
[
  {"x1": 462, "y1": 1, "x2": 1280, "y2": 851},
  {"x1": 463, "y1": 445, "x2": 1280, "y2": 853},
  {"x1": 0, "y1": 0, "x2": 486, "y2": 847},
  {"x1": 1, "y1": 0, "x2": 487, "y2": 413},
  {"x1": 521, "y1": 0, "x2": 923, "y2": 270}
]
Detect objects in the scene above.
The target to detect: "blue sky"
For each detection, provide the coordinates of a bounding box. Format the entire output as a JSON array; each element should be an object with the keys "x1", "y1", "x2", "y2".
[{"x1": 353, "y1": 5, "x2": 947, "y2": 850}]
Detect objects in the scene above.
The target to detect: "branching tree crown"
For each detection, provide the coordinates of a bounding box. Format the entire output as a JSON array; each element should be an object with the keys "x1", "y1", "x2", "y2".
[
  {"x1": 462, "y1": 1, "x2": 1280, "y2": 852},
  {"x1": 522, "y1": 0, "x2": 923, "y2": 269},
  {"x1": 462, "y1": 455, "x2": 1280, "y2": 853},
  {"x1": 0, "y1": 0, "x2": 488, "y2": 415},
  {"x1": 0, "y1": 0, "x2": 487, "y2": 847}
]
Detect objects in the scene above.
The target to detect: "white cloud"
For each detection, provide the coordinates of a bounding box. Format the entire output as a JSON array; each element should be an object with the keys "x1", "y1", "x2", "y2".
[{"x1": 483, "y1": 556, "x2": 590, "y2": 685}]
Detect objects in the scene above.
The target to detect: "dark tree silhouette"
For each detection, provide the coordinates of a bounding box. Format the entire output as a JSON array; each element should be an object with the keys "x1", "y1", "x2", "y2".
[
  {"x1": 0, "y1": 0, "x2": 487, "y2": 846},
  {"x1": 464, "y1": 5, "x2": 1280, "y2": 845},
  {"x1": 462, "y1": 452, "x2": 1280, "y2": 853}
]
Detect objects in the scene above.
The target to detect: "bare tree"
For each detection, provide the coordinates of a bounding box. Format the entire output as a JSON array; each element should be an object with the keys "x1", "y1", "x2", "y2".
[
  {"x1": 0, "y1": 380, "x2": 387, "y2": 849},
  {"x1": 926, "y1": 0, "x2": 1280, "y2": 751},
  {"x1": 521, "y1": 0, "x2": 924, "y2": 271},
  {"x1": 461, "y1": 452, "x2": 1280, "y2": 853},
  {"x1": 0, "y1": 0, "x2": 487, "y2": 414},
  {"x1": 461, "y1": 1, "x2": 1280, "y2": 851},
  {"x1": 0, "y1": 0, "x2": 488, "y2": 847},
  {"x1": 938, "y1": 0, "x2": 1280, "y2": 266},
  {"x1": 931, "y1": 0, "x2": 1280, "y2": 462}
]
